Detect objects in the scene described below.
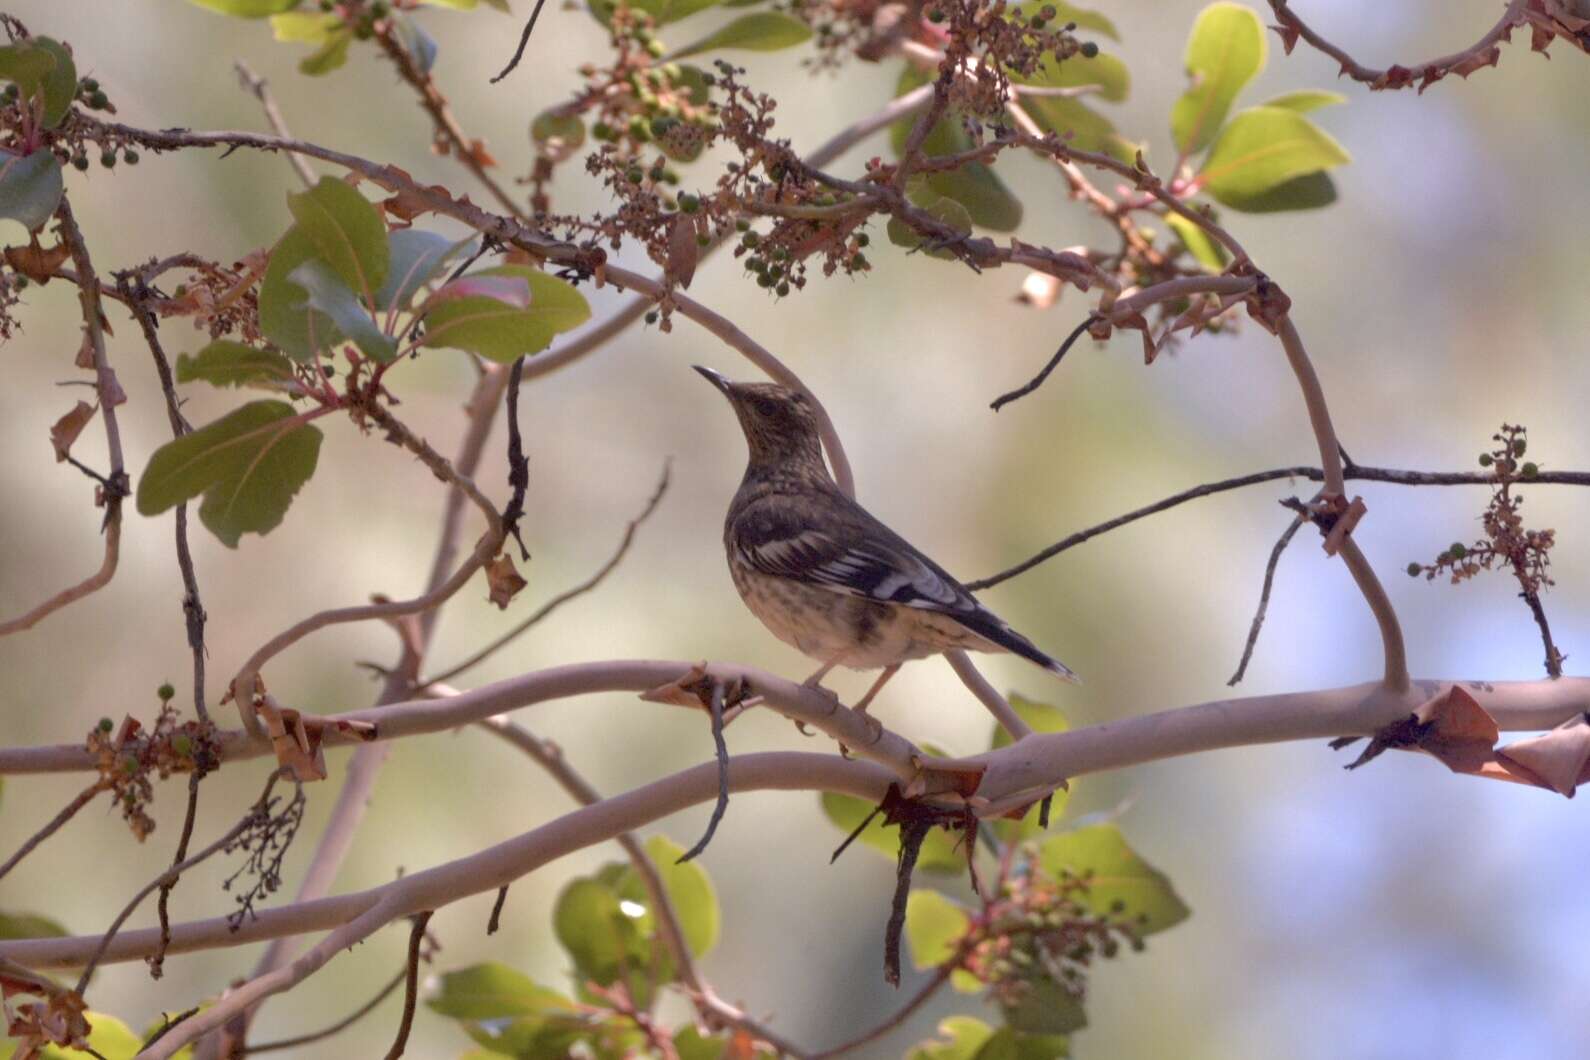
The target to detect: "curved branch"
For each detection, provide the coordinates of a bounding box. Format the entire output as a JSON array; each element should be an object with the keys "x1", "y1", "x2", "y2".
[{"x1": 1267, "y1": 0, "x2": 1529, "y2": 92}]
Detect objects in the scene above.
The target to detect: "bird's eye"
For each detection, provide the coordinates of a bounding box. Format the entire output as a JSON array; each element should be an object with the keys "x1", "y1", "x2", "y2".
[{"x1": 753, "y1": 397, "x2": 778, "y2": 417}]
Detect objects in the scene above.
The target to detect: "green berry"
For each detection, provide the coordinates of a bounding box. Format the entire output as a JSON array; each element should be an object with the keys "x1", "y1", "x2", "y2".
[
  {"x1": 122, "y1": 149, "x2": 138, "y2": 165},
  {"x1": 100, "y1": 150, "x2": 116, "y2": 168},
  {"x1": 592, "y1": 121, "x2": 615, "y2": 142},
  {"x1": 120, "y1": 754, "x2": 139, "y2": 774},
  {"x1": 742, "y1": 231, "x2": 760, "y2": 248},
  {"x1": 695, "y1": 233, "x2": 710, "y2": 246},
  {"x1": 98, "y1": 717, "x2": 114, "y2": 733},
  {"x1": 851, "y1": 252, "x2": 870, "y2": 269},
  {"x1": 1080, "y1": 41, "x2": 1099, "y2": 58},
  {"x1": 927, "y1": 8, "x2": 944, "y2": 21},
  {"x1": 626, "y1": 167, "x2": 644, "y2": 184},
  {"x1": 756, "y1": 272, "x2": 774, "y2": 288},
  {"x1": 13, "y1": 275, "x2": 26, "y2": 290},
  {"x1": 157, "y1": 683, "x2": 176, "y2": 701},
  {"x1": 678, "y1": 193, "x2": 700, "y2": 212},
  {"x1": 1478, "y1": 453, "x2": 1493, "y2": 467},
  {"x1": 650, "y1": 115, "x2": 679, "y2": 137},
  {"x1": 646, "y1": 39, "x2": 666, "y2": 58},
  {"x1": 776, "y1": 281, "x2": 790, "y2": 296},
  {"x1": 855, "y1": 233, "x2": 869, "y2": 247},
  {"x1": 71, "y1": 153, "x2": 89, "y2": 171},
  {"x1": 1513, "y1": 438, "x2": 1527, "y2": 456},
  {"x1": 1040, "y1": 4, "x2": 1056, "y2": 16},
  {"x1": 735, "y1": 219, "x2": 749, "y2": 231},
  {"x1": 172, "y1": 733, "x2": 193, "y2": 756},
  {"x1": 644, "y1": 310, "x2": 659, "y2": 325},
  {"x1": 89, "y1": 90, "x2": 109, "y2": 109},
  {"x1": 1406, "y1": 563, "x2": 1422, "y2": 577},
  {"x1": 1449, "y1": 543, "x2": 1467, "y2": 560},
  {"x1": 1522, "y1": 461, "x2": 1539, "y2": 479}
]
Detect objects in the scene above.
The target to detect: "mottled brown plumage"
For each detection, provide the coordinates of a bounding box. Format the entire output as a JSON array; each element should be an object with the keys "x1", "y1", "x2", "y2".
[{"x1": 696, "y1": 366, "x2": 1077, "y2": 706}]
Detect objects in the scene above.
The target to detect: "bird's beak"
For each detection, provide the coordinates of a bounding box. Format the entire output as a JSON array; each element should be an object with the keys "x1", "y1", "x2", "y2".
[{"x1": 693, "y1": 364, "x2": 734, "y2": 395}]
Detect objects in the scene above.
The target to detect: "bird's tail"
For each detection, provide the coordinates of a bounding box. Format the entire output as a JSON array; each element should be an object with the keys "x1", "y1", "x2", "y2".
[{"x1": 959, "y1": 607, "x2": 1081, "y2": 684}]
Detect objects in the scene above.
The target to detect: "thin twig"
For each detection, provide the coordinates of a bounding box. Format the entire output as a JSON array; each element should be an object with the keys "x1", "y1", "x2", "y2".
[
  {"x1": 989, "y1": 314, "x2": 1099, "y2": 411},
  {"x1": 75, "y1": 769, "x2": 290, "y2": 994},
  {"x1": 382, "y1": 911, "x2": 433, "y2": 1060},
  {"x1": 423, "y1": 461, "x2": 671, "y2": 686},
  {"x1": 0, "y1": 197, "x2": 124, "y2": 637},
  {"x1": 502, "y1": 356, "x2": 530, "y2": 559},
  {"x1": 242, "y1": 968, "x2": 406, "y2": 1054},
  {"x1": 811, "y1": 964, "x2": 954, "y2": 1059},
  {"x1": 1519, "y1": 584, "x2": 1565, "y2": 679},
  {"x1": 119, "y1": 274, "x2": 210, "y2": 724},
  {"x1": 1267, "y1": 0, "x2": 1529, "y2": 92},
  {"x1": 678, "y1": 683, "x2": 730, "y2": 864},
  {"x1": 1227, "y1": 512, "x2": 1306, "y2": 686},
  {"x1": 0, "y1": 780, "x2": 108, "y2": 882},
  {"x1": 149, "y1": 771, "x2": 205, "y2": 979},
  {"x1": 233, "y1": 62, "x2": 315, "y2": 187},
  {"x1": 490, "y1": 0, "x2": 551, "y2": 83},
  {"x1": 486, "y1": 886, "x2": 509, "y2": 934}
]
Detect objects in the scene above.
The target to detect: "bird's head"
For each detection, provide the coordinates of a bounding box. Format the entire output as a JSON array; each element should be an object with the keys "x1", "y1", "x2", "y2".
[{"x1": 694, "y1": 366, "x2": 828, "y2": 476}]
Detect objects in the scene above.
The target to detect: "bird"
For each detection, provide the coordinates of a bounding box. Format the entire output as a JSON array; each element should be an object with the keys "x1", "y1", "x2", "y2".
[{"x1": 695, "y1": 365, "x2": 1077, "y2": 719}]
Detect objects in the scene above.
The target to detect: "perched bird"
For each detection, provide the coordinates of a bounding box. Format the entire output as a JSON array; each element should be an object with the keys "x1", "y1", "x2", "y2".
[{"x1": 695, "y1": 365, "x2": 1077, "y2": 716}]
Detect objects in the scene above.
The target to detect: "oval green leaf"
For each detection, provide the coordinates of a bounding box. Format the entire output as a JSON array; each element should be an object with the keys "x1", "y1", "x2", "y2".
[
  {"x1": 908, "y1": 1017, "x2": 998, "y2": 1060},
  {"x1": 421, "y1": 265, "x2": 590, "y2": 362},
  {"x1": 904, "y1": 889, "x2": 970, "y2": 969},
  {"x1": 286, "y1": 259, "x2": 397, "y2": 362},
  {"x1": 640, "y1": 835, "x2": 720, "y2": 957},
  {"x1": 137, "y1": 400, "x2": 323, "y2": 549},
  {"x1": 0, "y1": 149, "x2": 62, "y2": 233},
  {"x1": 32, "y1": 38, "x2": 77, "y2": 129},
  {"x1": 1165, "y1": 211, "x2": 1229, "y2": 270},
  {"x1": 176, "y1": 340, "x2": 297, "y2": 389},
  {"x1": 1171, "y1": 0, "x2": 1266, "y2": 155},
  {"x1": 185, "y1": 0, "x2": 301, "y2": 15},
  {"x1": 425, "y1": 962, "x2": 578, "y2": 1020},
  {"x1": 286, "y1": 177, "x2": 390, "y2": 300},
  {"x1": 376, "y1": 229, "x2": 471, "y2": 311},
  {"x1": 672, "y1": 11, "x2": 813, "y2": 58},
  {"x1": 1000, "y1": 978, "x2": 1087, "y2": 1036},
  {"x1": 1261, "y1": 88, "x2": 1347, "y2": 113},
  {"x1": 1217, "y1": 169, "x2": 1337, "y2": 213},
  {"x1": 0, "y1": 912, "x2": 67, "y2": 939},
  {"x1": 1038, "y1": 824, "x2": 1189, "y2": 935},
  {"x1": 1199, "y1": 105, "x2": 1348, "y2": 207},
  {"x1": 259, "y1": 225, "x2": 343, "y2": 361}
]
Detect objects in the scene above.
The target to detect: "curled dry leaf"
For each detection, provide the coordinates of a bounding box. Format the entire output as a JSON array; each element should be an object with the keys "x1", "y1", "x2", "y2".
[
  {"x1": 254, "y1": 698, "x2": 376, "y2": 782},
  {"x1": 1413, "y1": 684, "x2": 1500, "y2": 774},
  {"x1": 667, "y1": 213, "x2": 700, "y2": 290},
  {"x1": 1494, "y1": 713, "x2": 1590, "y2": 797},
  {"x1": 485, "y1": 552, "x2": 528, "y2": 609},
  {"x1": 3, "y1": 237, "x2": 69, "y2": 284},
  {"x1": 49, "y1": 400, "x2": 96, "y2": 462}
]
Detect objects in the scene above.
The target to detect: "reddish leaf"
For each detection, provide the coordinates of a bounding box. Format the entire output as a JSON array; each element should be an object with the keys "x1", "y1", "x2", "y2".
[
  {"x1": 1495, "y1": 715, "x2": 1590, "y2": 797},
  {"x1": 3, "y1": 237, "x2": 68, "y2": 283},
  {"x1": 1414, "y1": 685, "x2": 1500, "y2": 774}
]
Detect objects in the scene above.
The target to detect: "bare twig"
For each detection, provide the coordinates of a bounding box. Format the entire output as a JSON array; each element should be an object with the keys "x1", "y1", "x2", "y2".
[
  {"x1": 241, "y1": 968, "x2": 406, "y2": 1054},
  {"x1": 0, "y1": 197, "x2": 124, "y2": 638},
  {"x1": 382, "y1": 911, "x2": 433, "y2": 1060},
  {"x1": 233, "y1": 62, "x2": 315, "y2": 187},
  {"x1": 490, "y1": 0, "x2": 551, "y2": 83},
  {"x1": 423, "y1": 461, "x2": 670, "y2": 687},
  {"x1": 989, "y1": 314, "x2": 1099, "y2": 411},
  {"x1": 502, "y1": 356, "x2": 530, "y2": 559},
  {"x1": 811, "y1": 963, "x2": 955, "y2": 1059},
  {"x1": 486, "y1": 886, "x2": 509, "y2": 934},
  {"x1": 149, "y1": 772, "x2": 205, "y2": 979},
  {"x1": 1267, "y1": 0, "x2": 1530, "y2": 92},
  {"x1": 118, "y1": 274, "x2": 210, "y2": 724},
  {"x1": 678, "y1": 683, "x2": 731, "y2": 863},
  {"x1": 1520, "y1": 583, "x2": 1565, "y2": 679},
  {"x1": 0, "y1": 780, "x2": 107, "y2": 882},
  {"x1": 1228, "y1": 512, "x2": 1307, "y2": 686},
  {"x1": 945, "y1": 650, "x2": 1033, "y2": 743}
]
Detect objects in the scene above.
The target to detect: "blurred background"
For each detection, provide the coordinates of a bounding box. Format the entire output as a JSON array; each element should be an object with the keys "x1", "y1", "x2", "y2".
[{"x1": 3, "y1": 0, "x2": 1590, "y2": 1056}]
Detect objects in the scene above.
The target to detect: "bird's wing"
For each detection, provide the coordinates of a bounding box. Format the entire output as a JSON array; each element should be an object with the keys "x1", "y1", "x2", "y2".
[{"x1": 732, "y1": 504, "x2": 980, "y2": 615}]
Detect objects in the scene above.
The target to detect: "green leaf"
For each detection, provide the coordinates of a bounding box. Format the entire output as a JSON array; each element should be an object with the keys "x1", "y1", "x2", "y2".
[
  {"x1": 674, "y1": 1026, "x2": 729, "y2": 1060},
  {"x1": 887, "y1": 181, "x2": 973, "y2": 260},
  {"x1": 1261, "y1": 88, "x2": 1347, "y2": 113},
  {"x1": 15, "y1": 1012, "x2": 147, "y2": 1060},
  {"x1": 973, "y1": 1028, "x2": 1070, "y2": 1060},
  {"x1": 672, "y1": 12, "x2": 813, "y2": 58},
  {"x1": 260, "y1": 225, "x2": 343, "y2": 361},
  {"x1": 269, "y1": 11, "x2": 342, "y2": 41},
  {"x1": 590, "y1": 0, "x2": 722, "y2": 26},
  {"x1": 426, "y1": 962, "x2": 578, "y2": 1020},
  {"x1": 531, "y1": 111, "x2": 587, "y2": 151},
  {"x1": 185, "y1": 0, "x2": 301, "y2": 15},
  {"x1": 286, "y1": 177, "x2": 390, "y2": 299},
  {"x1": 176, "y1": 340, "x2": 297, "y2": 389},
  {"x1": 286, "y1": 259, "x2": 397, "y2": 362},
  {"x1": 1216, "y1": 169, "x2": 1337, "y2": 213},
  {"x1": 299, "y1": 28, "x2": 354, "y2": 75},
  {"x1": 638, "y1": 835, "x2": 720, "y2": 957},
  {"x1": 1038, "y1": 824, "x2": 1189, "y2": 935},
  {"x1": 1023, "y1": 50, "x2": 1129, "y2": 102},
  {"x1": 904, "y1": 890, "x2": 970, "y2": 969},
  {"x1": 136, "y1": 400, "x2": 323, "y2": 548},
  {"x1": 0, "y1": 912, "x2": 67, "y2": 939},
  {"x1": 1164, "y1": 211, "x2": 1228, "y2": 270},
  {"x1": 819, "y1": 792, "x2": 965, "y2": 873},
  {"x1": 31, "y1": 38, "x2": 77, "y2": 129},
  {"x1": 1199, "y1": 106, "x2": 1348, "y2": 209},
  {"x1": 420, "y1": 265, "x2": 590, "y2": 362},
  {"x1": 892, "y1": 70, "x2": 1022, "y2": 231},
  {"x1": 908, "y1": 1017, "x2": 998, "y2": 1060},
  {"x1": 991, "y1": 693, "x2": 1069, "y2": 750},
  {"x1": 0, "y1": 148, "x2": 63, "y2": 233},
  {"x1": 375, "y1": 229, "x2": 470, "y2": 311},
  {"x1": 553, "y1": 877, "x2": 643, "y2": 987},
  {"x1": 1171, "y1": 1, "x2": 1266, "y2": 155},
  {"x1": 950, "y1": 968, "x2": 983, "y2": 994},
  {"x1": 1000, "y1": 979, "x2": 1087, "y2": 1036}
]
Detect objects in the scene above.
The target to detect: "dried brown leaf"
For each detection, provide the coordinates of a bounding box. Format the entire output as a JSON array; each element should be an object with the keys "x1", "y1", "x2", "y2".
[
  {"x1": 486, "y1": 553, "x2": 528, "y2": 610},
  {"x1": 4, "y1": 239, "x2": 69, "y2": 284},
  {"x1": 666, "y1": 214, "x2": 700, "y2": 290},
  {"x1": 1494, "y1": 715, "x2": 1590, "y2": 796},
  {"x1": 49, "y1": 401, "x2": 96, "y2": 463},
  {"x1": 1414, "y1": 685, "x2": 1500, "y2": 774}
]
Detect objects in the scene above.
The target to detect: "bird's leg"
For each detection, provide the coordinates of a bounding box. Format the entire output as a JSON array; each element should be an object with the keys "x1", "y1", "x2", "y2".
[
  {"x1": 802, "y1": 659, "x2": 841, "y2": 690},
  {"x1": 852, "y1": 663, "x2": 901, "y2": 716}
]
